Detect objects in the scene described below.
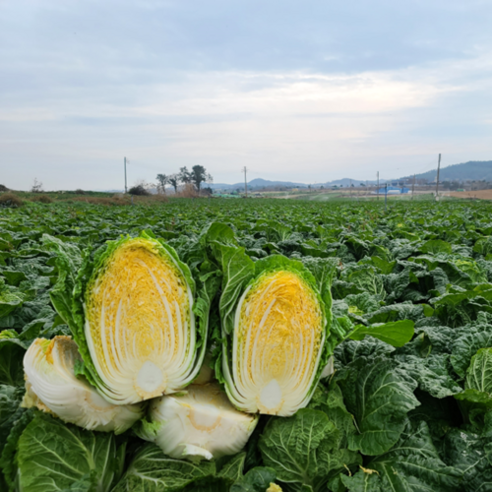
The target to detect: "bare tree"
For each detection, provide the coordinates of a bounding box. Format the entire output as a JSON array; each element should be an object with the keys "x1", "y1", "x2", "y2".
[
  {"x1": 178, "y1": 167, "x2": 192, "y2": 184},
  {"x1": 168, "y1": 174, "x2": 179, "y2": 193},
  {"x1": 156, "y1": 174, "x2": 168, "y2": 194},
  {"x1": 31, "y1": 178, "x2": 43, "y2": 193}
]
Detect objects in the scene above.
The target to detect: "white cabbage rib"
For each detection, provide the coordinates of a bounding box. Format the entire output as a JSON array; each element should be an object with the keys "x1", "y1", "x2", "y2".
[
  {"x1": 23, "y1": 336, "x2": 143, "y2": 433},
  {"x1": 137, "y1": 383, "x2": 258, "y2": 461},
  {"x1": 222, "y1": 270, "x2": 325, "y2": 416},
  {"x1": 84, "y1": 238, "x2": 203, "y2": 405}
]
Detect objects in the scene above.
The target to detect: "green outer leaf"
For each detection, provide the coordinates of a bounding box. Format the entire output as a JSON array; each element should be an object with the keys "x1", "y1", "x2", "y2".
[
  {"x1": 259, "y1": 408, "x2": 360, "y2": 491},
  {"x1": 366, "y1": 421, "x2": 461, "y2": 492},
  {"x1": 0, "y1": 385, "x2": 24, "y2": 448},
  {"x1": 349, "y1": 320, "x2": 414, "y2": 347},
  {"x1": 0, "y1": 337, "x2": 27, "y2": 386},
  {"x1": 0, "y1": 409, "x2": 34, "y2": 492},
  {"x1": 210, "y1": 240, "x2": 255, "y2": 336},
  {"x1": 340, "y1": 469, "x2": 383, "y2": 492},
  {"x1": 41, "y1": 234, "x2": 83, "y2": 332},
  {"x1": 442, "y1": 427, "x2": 492, "y2": 492},
  {"x1": 307, "y1": 380, "x2": 357, "y2": 449},
  {"x1": 395, "y1": 354, "x2": 462, "y2": 399},
  {"x1": 112, "y1": 443, "x2": 216, "y2": 492},
  {"x1": 451, "y1": 315, "x2": 492, "y2": 379},
  {"x1": 230, "y1": 467, "x2": 277, "y2": 492},
  {"x1": 420, "y1": 239, "x2": 453, "y2": 255},
  {"x1": 17, "y1": 413, "x2": 123, "y2": 492},
  {"x1": 217, "y1": 452, "x2": 246, "y2": 483},
  {"x1": 0, "y1": 287, "x2": 26, "y2": 318},
  {"x1": 338, "y1": 357, "x2": 420, "y2": 456},
  {"x1": 465, "y1": 347, "x2": 492, "y2": 394}
]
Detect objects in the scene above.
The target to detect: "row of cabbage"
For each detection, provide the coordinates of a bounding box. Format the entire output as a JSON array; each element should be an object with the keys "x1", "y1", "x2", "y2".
[{"x1": 2, "y1": 200, "x2": 492, "y2": 491}]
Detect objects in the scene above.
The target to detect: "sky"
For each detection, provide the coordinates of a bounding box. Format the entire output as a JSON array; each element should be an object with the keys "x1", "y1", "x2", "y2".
[{"x1": 1, "y1": 0, "x2": 492, "y2": 190}]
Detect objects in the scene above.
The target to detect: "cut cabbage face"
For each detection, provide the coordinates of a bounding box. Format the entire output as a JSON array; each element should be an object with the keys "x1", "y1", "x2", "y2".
[
  {"x1": 224, "y1": 268, "x2": 325, "y2": 416},
  {"x1": 79, "y1": 235, "x2": 207, "y2": 405},
  {"x1": 137, "y1": 383, "x2": 258, "y2": 461},
  {"x1": 22, "y1": 336, "x2": 143, "y2": 433}
]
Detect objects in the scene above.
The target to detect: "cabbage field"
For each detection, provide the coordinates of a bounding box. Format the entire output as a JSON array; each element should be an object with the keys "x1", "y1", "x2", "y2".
[{"x1": 2, "y1": 198, "x2": 492, "y2": 491}]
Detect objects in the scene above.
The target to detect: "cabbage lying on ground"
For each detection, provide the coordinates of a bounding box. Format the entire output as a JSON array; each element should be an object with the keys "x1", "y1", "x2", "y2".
[
  {"x1": 45, "y1": 232, "x2": 219, "y2": 405},
  {"x1": 137, "y1": 382, "x2": 258, "y2": 461},
  {"x1": 22, "y1": 336, "x2": 143, "y2": 433}
]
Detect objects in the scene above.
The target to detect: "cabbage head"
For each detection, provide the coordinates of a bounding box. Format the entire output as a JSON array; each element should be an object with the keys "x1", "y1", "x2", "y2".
[
  {"x1": 207, "y1": 224, "x2": 333, "y2": 416},
  {"x1": 136, "y1": 382, "x2": 258, "y2": 461},
  {"x1": 53, "y1": 232, "x2": 217, "y2": 405},
  {"x1": 23, "y1": 336, "x2": 143, "y2": 433}
]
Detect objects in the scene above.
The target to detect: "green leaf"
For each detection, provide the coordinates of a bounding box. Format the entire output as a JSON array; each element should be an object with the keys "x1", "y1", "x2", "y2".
[
  {"x1": 308, "y1": 380, "x2": 357, "y2": 448},
  {"x1": 16, "y1": 413, "x2": 124, "y2": 492},
  {"x1": 349, "y1": 320, "x2": 414, "y2": 347},
  {"x1": 231, "y1": 467, "x2": 277, "y2": 492},
  {"x1": 455, "y1": 347, "x2": 492, "y2": 427},
  {"x1": 441, "y1": 428, "x2": 492, "y2": 492},
  {"x1": 217, "y1": 452, "x2": 246, "y2": 483},
  {"x1": 0, "y1": 282, "x2": 26, "y2": 318},
  {"x1": 341, "y1": 468, "x2": 383, "y2": 491},
  {"x1": 451, "y1": 313, "x2": 492, "y2": 378},
  {"x1": 338, "y1": 357, "x2": 420, "y2": 456},
  {"x1": 465, "y1": 347, "x2": 492, "y2": 394},
  {"x1": 0, "y1": 335, "x2": 27, "y2": 386},
  {"x1": 395, "y1": 354, "x2": 462, "y2": 399},
  {"x1": 420, "y1": 239, "x2": 453, "y2": 255},
  {"x1": 0, "y1": 384, "x2": 24, "y2": 461},
  {"x1": 112, "y1": 443, "x2": 217, "y2": 492},
  {"x1": 365, "y1": 421, "x2": 461, "y2": 491},
  {"x1": 41, "y1": 235, "x2": 83, "y2": 332},
  {"x1": 0, "y1": 409, "x2": 34, "y2": 491},
  {"x1": 259, "y1": 409, "x2": 360, "y2": 491},
  {"x1": 210, "y1": 241, "x2": 255, "y2": 336}
]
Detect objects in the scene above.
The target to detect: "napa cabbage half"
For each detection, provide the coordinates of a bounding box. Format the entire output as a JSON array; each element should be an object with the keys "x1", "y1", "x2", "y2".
[
  {"x1": 45, "y1": 232, "x2": 218, "y2": 405},
  {"x1": 206, "y1": 224, "x2": 333, "y2": 416}
]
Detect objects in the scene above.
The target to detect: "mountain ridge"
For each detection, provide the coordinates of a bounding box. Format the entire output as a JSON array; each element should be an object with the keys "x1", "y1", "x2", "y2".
[{"x1": 210, "y1": 160, "x2": 492, "y2": 190}]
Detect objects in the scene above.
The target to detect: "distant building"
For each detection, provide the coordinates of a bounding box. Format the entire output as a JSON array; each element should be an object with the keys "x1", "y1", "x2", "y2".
[{"x1": 373, "y1": 186, "x2": 410, "y2": 195}]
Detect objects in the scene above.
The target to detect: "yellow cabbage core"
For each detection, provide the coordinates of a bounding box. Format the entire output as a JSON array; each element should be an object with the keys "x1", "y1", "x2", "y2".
[
  {"x1": 234, "y1": 270, "x2": 323, "y2": 415},
  {"x1": 86, "y1": 238, "x2": 194, "y2": 403}
]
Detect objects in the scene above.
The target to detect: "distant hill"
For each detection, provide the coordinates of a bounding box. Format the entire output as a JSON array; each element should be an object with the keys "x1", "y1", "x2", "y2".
[
  {"x1": 401, "y1": 161, "x2": 492, "y2": 183},
  {"x1": 210, "y1": 177, "x2": 385, "y2": 190},
  {"x1": 209, "y1": 178, "x2": 308, "y2": 190},
  {"x1": 209, "y1": 161, "x2": 492, "y2": 191}
]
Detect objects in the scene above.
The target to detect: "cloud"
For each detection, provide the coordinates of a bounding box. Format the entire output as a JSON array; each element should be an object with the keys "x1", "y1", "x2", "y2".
[{"x1": 1, "y1": 0, "x2": 492, "y2": 189}]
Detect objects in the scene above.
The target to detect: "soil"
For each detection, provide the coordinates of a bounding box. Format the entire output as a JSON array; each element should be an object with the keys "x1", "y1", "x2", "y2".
[{"x1": 449, "y1": 190, "x2": 492, "y2": 200}]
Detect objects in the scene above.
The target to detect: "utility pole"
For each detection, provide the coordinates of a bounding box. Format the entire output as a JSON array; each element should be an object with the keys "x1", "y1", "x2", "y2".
[
  {"x1": 377, "y1": 171, "x2": 379, "y2": 201},
  {"x1": 411, "y1": 174, "x2": 416, "y2": 200},
  {"x1": 124, "y1": 157, "x2": 127, "y2": 193},
  {"x1": 435, "y1": 153, "x2": 441, "y2": 201},
  {"x1": 384, "y1": 183, "x2": 388, "y2": 212},
  {"x1": 243, "y1": 167, "x2": 248, "y2": 198}
]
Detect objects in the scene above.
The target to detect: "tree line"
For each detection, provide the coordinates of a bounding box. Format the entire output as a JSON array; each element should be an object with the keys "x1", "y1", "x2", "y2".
[{"x1": 156, "y1": 165, "x2": 212, "y2": 194}]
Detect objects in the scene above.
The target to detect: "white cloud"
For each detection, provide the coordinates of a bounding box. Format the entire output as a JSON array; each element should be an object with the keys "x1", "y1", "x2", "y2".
[{"x1": 1, "y1": 1, "x2": 492, "y2": 189}]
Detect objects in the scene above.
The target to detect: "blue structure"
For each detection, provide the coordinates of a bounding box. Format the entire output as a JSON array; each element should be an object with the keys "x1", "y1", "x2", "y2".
[{"x1": 375, "y1": 186, "x2": 410, "y2": 195}]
